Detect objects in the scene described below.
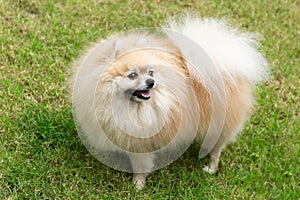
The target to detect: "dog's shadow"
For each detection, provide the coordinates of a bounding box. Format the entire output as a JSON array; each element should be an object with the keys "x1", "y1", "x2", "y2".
[{"x1": 21, "y1": 104, "x2": 213, "y2": 192}]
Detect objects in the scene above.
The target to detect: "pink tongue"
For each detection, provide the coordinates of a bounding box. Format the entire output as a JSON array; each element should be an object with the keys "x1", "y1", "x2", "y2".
[{"x1": 138, "y1": 90, "x2": 150, "y2": 98}]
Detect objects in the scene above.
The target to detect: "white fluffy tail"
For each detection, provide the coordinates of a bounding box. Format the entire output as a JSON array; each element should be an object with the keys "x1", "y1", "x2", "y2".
[{"x1": 163, "y1": 17, "x2": 269, "y2": 86}]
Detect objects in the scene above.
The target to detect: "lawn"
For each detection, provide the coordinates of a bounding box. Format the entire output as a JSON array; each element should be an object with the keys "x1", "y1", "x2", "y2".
[{"x1": 0, "y1": 0, "x2": 299, "y2": 199}]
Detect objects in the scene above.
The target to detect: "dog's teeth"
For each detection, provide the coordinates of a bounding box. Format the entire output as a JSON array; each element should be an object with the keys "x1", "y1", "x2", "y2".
[
  {"x1": 136, "y1": 90, "x2": 150, "y2": 98},
  {"x1": 141, "y1": 92, "x2": 150, "y2": 98}
]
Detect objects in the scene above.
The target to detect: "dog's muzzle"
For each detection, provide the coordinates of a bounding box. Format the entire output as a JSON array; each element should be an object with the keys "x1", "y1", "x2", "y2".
[{"x1": 126, "y1": 79, "x2": 155, "y2": 101}]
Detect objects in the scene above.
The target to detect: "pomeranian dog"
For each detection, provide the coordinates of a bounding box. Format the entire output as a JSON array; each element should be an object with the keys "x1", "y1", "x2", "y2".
[{"x1": 70, "y1": 16, "x2": 268, "y2": 190}]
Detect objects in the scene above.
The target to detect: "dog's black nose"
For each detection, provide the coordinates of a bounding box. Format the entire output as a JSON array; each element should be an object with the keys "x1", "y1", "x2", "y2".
[{"x1": 146, "y1": 79, "x2": 155, "y2": 88}]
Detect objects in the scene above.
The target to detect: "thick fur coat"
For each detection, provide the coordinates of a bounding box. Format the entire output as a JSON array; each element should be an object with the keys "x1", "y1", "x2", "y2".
[{"x1": 70, "y1": 17, "x2": 268, "y2": 190}]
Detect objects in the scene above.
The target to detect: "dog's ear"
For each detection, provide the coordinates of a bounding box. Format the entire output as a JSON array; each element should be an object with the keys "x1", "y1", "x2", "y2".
[
  {"x1": 112, "y1": 38, "x2": 149, "y2": 58},
  {"x1": 112, "y1": 39, "x2": 123, "y2": 58}
]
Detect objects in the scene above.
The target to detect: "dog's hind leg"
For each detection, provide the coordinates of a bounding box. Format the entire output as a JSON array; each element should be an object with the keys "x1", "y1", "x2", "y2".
[
  {"x1": 203, "y1": 121, "x2": 244, "y2": 174},
  {"x1": 203, "y1": 142, "x2": 225, "y2": 174}
]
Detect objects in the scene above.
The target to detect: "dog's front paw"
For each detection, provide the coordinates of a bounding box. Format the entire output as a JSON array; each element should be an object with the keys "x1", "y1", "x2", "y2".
[
  {"x1": 134, "y1": 179, "x2": 145, "y2": 190},
  {"x1": 132, "y1": 174, "x2": 146, "y2": 190},
  {"x1": 203, "y1": 165, "x2": 218, "y2": 174}
]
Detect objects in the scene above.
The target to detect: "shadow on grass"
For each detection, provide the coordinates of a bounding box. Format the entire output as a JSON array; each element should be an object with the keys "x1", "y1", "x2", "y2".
[{"x1": 4, "y1": 100, "x2": 216, "y2": 197}]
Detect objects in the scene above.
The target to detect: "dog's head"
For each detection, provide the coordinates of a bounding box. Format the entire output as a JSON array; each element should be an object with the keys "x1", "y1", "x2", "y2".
[
  {"x1": 109, "y1": 49, "x2": 164, "y2": 103},
  {"x1": 97, "y1": 35, "x2": 186, "y2": 102},
  {"x1": 105, "y1": 47, "x2": 187, "y2": 104}
]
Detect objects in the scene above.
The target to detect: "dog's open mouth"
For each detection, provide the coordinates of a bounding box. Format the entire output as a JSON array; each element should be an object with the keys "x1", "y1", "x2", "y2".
[
  {"x1": 132, "y1": 89, "x2": 151, "y2": 100},
  {"x1": 125, "y1": 89, "x2": 151, "y2": 101}
]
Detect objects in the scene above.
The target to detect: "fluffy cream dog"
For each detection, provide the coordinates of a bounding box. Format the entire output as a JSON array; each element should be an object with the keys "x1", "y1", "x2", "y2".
[{"x1": 70, "y1": 17, "x2": 268, "y2": 190}]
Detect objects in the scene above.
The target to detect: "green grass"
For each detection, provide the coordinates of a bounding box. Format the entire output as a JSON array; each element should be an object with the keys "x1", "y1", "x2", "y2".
[{"x1": 1, "y1": 0, "x2": 299, "y2": 199}]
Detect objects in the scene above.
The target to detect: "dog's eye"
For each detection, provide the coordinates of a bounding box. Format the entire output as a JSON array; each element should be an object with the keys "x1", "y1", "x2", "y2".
[
  {"x1": 127, "y1": 72, "x2": 138, "y2": 79},
  {"x1": 148, "y1": 71, "x2": 154, "y2": 77}
]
